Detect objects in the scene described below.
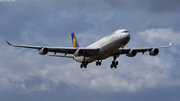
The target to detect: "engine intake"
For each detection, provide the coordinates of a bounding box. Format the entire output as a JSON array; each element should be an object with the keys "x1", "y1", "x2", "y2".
[
  {"x1": 149, "y1": 48, "x2": 159, "y2": 56},
  {"x1": 39, "y1": 47, "x2": 49, "y2": 55},
  {"x1": 126, "y1": 50, "x2": 137, "y2": 57},
  {"x1": 74, "y1": 49, "x2": 84, "y2": 56}
]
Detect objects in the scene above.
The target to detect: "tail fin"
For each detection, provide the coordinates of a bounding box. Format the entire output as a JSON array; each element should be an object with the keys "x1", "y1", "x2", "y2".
[{"x1": 71, "y1": 33, "x2": 80, "y2": 47}]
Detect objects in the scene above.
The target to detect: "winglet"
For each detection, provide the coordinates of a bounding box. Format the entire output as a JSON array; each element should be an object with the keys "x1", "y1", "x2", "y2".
[
  {"x1": 169, "y1": 42, "x2": 172, "y2": 47},
  {"x1": 6, "y1": 41, "x2": 12, "y2": 46}
]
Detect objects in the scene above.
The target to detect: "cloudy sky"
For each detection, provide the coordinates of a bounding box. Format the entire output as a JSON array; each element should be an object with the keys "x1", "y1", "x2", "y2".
[{"x1": 0, "y1": 0, "x2": 180, "y2": 101}]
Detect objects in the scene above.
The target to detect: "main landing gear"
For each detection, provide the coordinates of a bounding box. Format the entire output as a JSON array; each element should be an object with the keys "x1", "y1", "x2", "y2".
[
  {"x1": 80, "y1": 61, "x2": 88, "y2": 68},
  {"x1": 110, "y1": 55, "x2": 119, "y2": 69},
  {"x1": 80, "y1": 57, "x2": 88, "y2": 68},
  {"x1": 96, "y1": 60, "x2": 102, "y2": 66}
]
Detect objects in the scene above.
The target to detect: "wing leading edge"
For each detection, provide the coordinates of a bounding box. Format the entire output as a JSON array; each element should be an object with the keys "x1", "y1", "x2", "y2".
[{"x1": 6, "y1": 41, "x2": 100, "y2": 57}]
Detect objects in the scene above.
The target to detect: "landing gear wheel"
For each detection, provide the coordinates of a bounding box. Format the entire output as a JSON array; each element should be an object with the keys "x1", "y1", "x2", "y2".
[
  {"x1": 81, "y1": 60, "x2": 88, "y2": 69},
  {"x1": 96, "y1": 60, "x2": 102, "y2": 66},
  {"x1": 80, "y1": 64, "x2": 83, "y2": 68},
  {"x1": 96, "y1": 62, "x2": 99, "y2": 66},
  {"x1": 112, "y1": 61, "x2": 115, "y2": 65},
  {"x1": 114, "y1": 65, "x2": 117, "y2": 69},
  {"x1": 116, "y1": 61, "x2": 118, "y2": 65},
  {"x1": 84, "y1": 65, "x2": 87, "y2": 68},
  {"x1": 110, "y1": 55, "x2": 119, "y2": 69},
  {"x1": 85, "y1": 61, "x2": 88, "y2": 65},
  {"x1": 110, "y1": 64, "x2": 113, "y2": 69},
  {"x1": 99, "y1": 62, "x2": 101, "y2": 66}
]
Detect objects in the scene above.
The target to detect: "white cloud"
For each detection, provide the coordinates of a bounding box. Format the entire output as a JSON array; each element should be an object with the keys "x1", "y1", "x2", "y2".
[
  {"x1": 139, "y1": 28, "x2": 180, "y2": 45},
  {"x1": 139, "y1": 28, "x2": 180, "y2": 56}
]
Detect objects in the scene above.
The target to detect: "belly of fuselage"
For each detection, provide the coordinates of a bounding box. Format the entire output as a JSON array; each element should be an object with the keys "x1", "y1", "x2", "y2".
[
  {"x1": 73, "y1": 35, "x2": 130, "y2": 64},
  {"x1": 94, "y1": 37, "x2": 129, "y2": 59}
]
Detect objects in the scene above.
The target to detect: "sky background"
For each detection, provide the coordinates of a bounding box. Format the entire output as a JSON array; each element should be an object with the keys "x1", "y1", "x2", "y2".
[{"x1": 0, "y1": 0, "x2": 180, "y2": 101}]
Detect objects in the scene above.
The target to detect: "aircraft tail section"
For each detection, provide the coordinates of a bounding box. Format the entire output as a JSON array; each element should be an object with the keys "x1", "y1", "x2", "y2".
[{"x1": 71, "y1": 33, "x2": 80, "y2": 47}]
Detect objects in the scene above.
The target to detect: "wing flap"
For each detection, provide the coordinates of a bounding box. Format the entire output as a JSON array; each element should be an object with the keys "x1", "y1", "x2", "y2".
[
  {"x1": 48, "y1": 55, "x2": 74, "y2": 58},
  {"x1": 48, "y1": 47, "x2": 100, "y2": 56}
]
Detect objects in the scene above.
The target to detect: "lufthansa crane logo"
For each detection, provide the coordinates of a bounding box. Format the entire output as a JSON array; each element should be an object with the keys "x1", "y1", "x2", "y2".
[{"x1": 73, "y1": 38, "x2": 76, "y2": 47}]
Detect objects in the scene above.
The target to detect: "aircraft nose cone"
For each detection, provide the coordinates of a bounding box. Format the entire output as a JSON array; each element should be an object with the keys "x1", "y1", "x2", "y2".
[
  {"x1": 123, "y1": 32, "x2": 130, "y2": 38},
  {"x1": 126, "y1": 33, "x2": 130, "y2": 37},
  {"x1": 122, "y1": 32, "x2": 130, "y2": 41}
]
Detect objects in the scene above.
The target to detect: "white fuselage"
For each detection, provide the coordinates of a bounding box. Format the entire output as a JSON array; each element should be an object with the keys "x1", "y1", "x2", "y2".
[{"x1": 73, "y1": 29, "x2": 130, "y2": 63}]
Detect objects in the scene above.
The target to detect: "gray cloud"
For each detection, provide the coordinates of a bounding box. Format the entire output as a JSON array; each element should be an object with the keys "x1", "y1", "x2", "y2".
[
  {"x1": 104, "y1": 0, "x2": 180, "y2": 13},
  {"x1": 147, "y1": 0, "x2": 180, "y2": 13},
  {"x1": 0, "y1": 0, "x2": 180, "y2": 101}
]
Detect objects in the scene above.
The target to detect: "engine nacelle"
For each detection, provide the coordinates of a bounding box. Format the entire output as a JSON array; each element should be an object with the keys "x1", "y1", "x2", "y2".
[
  {"x1": 74, "y1": 49, "x2": 84, "y2": 56},
  {"x1": 39, "y1": 47, "x2": 49, "y2": 55},
  {"x1": 149, "y1": 48, "x2": 159, "y2": 56},
  {"x1": 126, "y1": 50, "x2": 137, "y2": 57}
]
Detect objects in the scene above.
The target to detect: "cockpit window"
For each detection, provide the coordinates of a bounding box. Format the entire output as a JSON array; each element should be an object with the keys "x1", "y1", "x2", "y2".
[{"x1": 122, "y1": 31, "x2": 129, "y2": 33}]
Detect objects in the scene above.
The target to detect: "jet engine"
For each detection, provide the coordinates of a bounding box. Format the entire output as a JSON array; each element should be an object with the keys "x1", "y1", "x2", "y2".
[
  {"x1": 126, "y1": 50, "x2": 137, "y2": 57},
  {"x1": 74, "y1": 49, "x2": 84, "y2": 56},
  {"x1": 149, "y1": 48, "x2": 159, "y2": 56},
  {"x1": 39, "y1": 47, "x2": 49, "y2": 55}
]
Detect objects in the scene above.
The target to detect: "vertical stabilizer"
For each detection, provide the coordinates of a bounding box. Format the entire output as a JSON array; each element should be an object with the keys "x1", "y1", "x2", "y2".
[{"x1": 71, "y1": 33, "x2": 80, "y2": 47}]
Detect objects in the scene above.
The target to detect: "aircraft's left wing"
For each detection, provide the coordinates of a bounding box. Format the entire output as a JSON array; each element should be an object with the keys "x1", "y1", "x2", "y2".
[
  {"x1": 6, "y1": 41, "x2": 100, "y2": 57},
  {"x1": 112, "y1": 42, "x2": 172, "y2": 56}
]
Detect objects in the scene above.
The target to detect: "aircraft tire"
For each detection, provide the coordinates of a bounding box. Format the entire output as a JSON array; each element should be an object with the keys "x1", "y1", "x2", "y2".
[
  {"x1": 96, "y1": 62, "x2": 98, "y2": 66},
  {"x1": 114, "y1": 65, "x2": 117, "y2": 69},
  {"x1": 112, "y1": 61, "x2": 115, "y2": 65},
  {"x1": 110, "y1": 64, "x2": 113, "y2": 68},
  {"x1": 86, "y1": 61, "x2": 88, "y2": 65},
  {"x1": 116, "y1": 61, "x2": 118, "y2": 65},
  {"x1": 99, "y1": 62, "x2": 101, "y2": 66},
  {"x1": 84, "y1": 65, "x2": 87, "y2": 68},
  {"x1": 80, "y1": 64, "x2": 83, "y2": 68}
]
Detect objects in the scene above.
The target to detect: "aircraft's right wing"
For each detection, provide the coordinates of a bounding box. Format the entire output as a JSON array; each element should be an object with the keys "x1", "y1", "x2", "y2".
[
  {"x1": 112, "y1": 42, "x2": 172, "y2": 56},
  {"x1": 6, "y1": 41, "x2": 100, "y2": 57}
]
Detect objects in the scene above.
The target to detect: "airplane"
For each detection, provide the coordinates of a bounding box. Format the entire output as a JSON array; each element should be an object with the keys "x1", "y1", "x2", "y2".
[{"x1": 6, "y1": 29, "x2": 172, "y2": 69}]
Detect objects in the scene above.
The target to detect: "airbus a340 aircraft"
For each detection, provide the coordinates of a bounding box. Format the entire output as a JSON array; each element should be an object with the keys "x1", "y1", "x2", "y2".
[{"x1": 6, "y1": 29, "x2": 172, "y2": 69}]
